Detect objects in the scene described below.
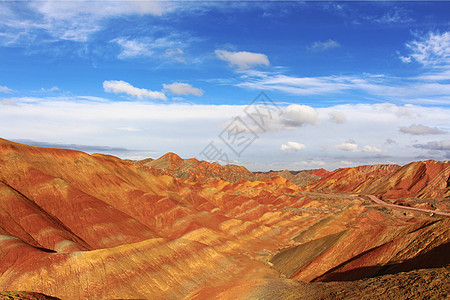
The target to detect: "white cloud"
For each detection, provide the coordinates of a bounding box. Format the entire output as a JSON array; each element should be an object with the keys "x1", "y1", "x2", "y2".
[
  {"x1": 103, "y1": 80, "x2": 166, "y2": 100},
  {"x1": 112, "y1": 34, "x2": 195, "y2": 63},
  {"x1": 0, "y1": 85, "x2": 13, "y2": 93},
  {"x1": 399, "y1": 31, "x2": 450, "y2": 67},
  {"x1": 163, "y1": 82, "x2": 204, "y2": 96},
  {"x1": 280, "y1": 141, "x2": 306, "y2": 152},
  {"x1": 32, "y1": 0, "x2": 167, "y2": 20},
  {"x1": 223, "y1": 103, "x2": 319, "y2": 134},
  {"x1": 399, "y1": 55, "x2": 412, "y2": 63},
  {"x1": 335, "y1": 141, "x2": 358, "y2": 152},
  {"x1": 334, "y1": 141, "x2": 382, "y2": 153},
  {"x1": 164, "y1": 48, "x2": 185, "y2": 63},
  {"x1": 238, "y1": 73, "x2": 357, "y2": 95},
  {"x1": 215, "y1": 49, "x2": 270, "y2": 70},
  {"x1": 329, "y1": 111, "x2": 347, "y2": 124},
  {"x1": 223, "y1": 33, "x2": 450, "y2": 106},
  {"x1": 308, "y1": 39, "x2": 340, "y2": 52},
  {"x1": 361, "y1": 145, "x2": 382, "y2": 153},
  {"x1": 10, "y1": 1, "x2": 171, "y2": 42},
  {"x1": 113, "y1": 38, "x2": 153, "y2": 58},
  {"x1": 1, "y1": 98, "x2": 450, "y2": 170},
  {"x1": 395, "y1": 106, "x2": 416, "y2": 118},
  {"x1": 283, "y1": 104, "x2": 319, "y2": 126},
  {"x1": 38, "y1": 86, "x2": 59, "y2": 92},
  {"x1": 375, "y1": 9, "x2": 413, "y2": 24},
  {"x1": 236, "y1": 69, "x2": 450, "y2": 105},
  {"x1": 399, "y1": 124, "x2": 447, "y2": 135}
]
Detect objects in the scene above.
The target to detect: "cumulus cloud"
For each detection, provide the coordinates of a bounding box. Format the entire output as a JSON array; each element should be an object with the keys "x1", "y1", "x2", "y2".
[
  {"x1": 282, "y1": 104, "x2": 319, "y2": 126},
  {"x1": 399, "y1": 124, "x2": 447, "y2": 135},
  {"x1": 280, "y1": 141, "x2": 306, "y2": 152},
  {"x1": 329, "y1": 111, "x2": 347, "y2": 124},
  {"x1": 308, "y1": 39, "x2": 340, "y2": 52},
  {"x1": 413, "y1": 140, "x2": 450, "y2": 151},
  {"x1": 399, "y1": 31, "x2": 450, "y2": 66},
  {"x1": 334, "y1": 140, "x2": 358, "y2": 152},
  {"x1": 361, "y1": 145, "x2": 382, "y2": 153},
  {"x1": 163, "y1": 82, "x2": 204, "y2": 96},
  {"x1": 215, "y1": 49, "x2": 270, "y2": 70},
  {"x1": 0, "y1": 85, "x2": 13, "y2": 93},
  {"x1": 103, "y1": 80, "x2": 166, "y2": 100},
  {"x1": 222, "y1": 103, "x2": 318, "y2": 134},
  {"x1": 333, "y1": 140, "x2": 382, "y2": 153},
  {"x1": 2, "y1": 97, "x2": 450, "y2": 170}
]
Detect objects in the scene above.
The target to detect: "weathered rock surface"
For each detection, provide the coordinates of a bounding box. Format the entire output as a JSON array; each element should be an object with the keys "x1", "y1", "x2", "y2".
[{"x1": 0, "y1": 291, "x2": 60, "y2": 300}]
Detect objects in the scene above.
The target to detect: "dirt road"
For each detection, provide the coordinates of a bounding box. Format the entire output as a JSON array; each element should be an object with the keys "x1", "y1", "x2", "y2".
[{"x1": 367, "y1": 195, "x2": 450, "y2": 217}]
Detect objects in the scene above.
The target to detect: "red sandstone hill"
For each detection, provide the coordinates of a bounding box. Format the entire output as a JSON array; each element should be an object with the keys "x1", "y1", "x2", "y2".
[
  {"x1": 0, "y1": 138, "x2": 448, "y2": 299},
  {"x1": 359, "y1": 160, "x2": 450, "y2": 199},
  {"x1": 256, "y1": 170, "x2": 323, "y2": 187},
  {"x1": 137, "y1": 152, "x2": 258, "y2": 183},
  {"x1": 306, "y1": 160, "x2": 450, "y2": 200},
  {"x1": 307, "y1": 164, "x2": 401, "y2": 193},
  {"x1": 309, "y1": 168, "x2": 330, "y2": 177},
  {"x1": 139, "y1": 153, "x2": 329, "y2": 188}
]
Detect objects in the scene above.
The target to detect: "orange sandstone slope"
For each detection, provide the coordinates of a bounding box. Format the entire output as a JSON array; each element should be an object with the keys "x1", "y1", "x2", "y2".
[
  {"x1": 307, "y1": 164, "x2": 401, "y2": 193},
  {"x1": 359, "y1": 160, "x2": 450, "y2": 199},
  {"x1": 307, "y1": 160, "x2": 450, "y2": 199},
  {"x1": 139, "y1": 152, "x2": 258, "y2": 183},
  {"x1": 0, "y1": 138, "x2": 449, "y2": 299},
  {"x1": 139, "y1": 153, "x2": 326, "y2": 186},
  {"x1": 256, "y1": 170, "x2": 323, "y2": 187}
]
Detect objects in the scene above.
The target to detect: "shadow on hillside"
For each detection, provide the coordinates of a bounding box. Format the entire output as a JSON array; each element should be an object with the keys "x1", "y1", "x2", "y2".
[{"x1": 316, "y1": 242, "x2": 450, "y2": 282}]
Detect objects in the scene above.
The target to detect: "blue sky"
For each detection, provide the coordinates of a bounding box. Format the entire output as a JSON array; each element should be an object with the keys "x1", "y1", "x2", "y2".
[{"x1": 0, "y1": 1, "x2": 449, "y2": 171}]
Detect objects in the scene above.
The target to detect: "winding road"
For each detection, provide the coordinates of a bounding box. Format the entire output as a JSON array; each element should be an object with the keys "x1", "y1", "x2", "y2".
[{"x1": 367, "y1": 195, "x2": 450, "y2": 217}]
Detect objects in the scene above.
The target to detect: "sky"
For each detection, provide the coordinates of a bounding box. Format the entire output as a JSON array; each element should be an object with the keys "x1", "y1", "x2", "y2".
[{"x1": 0, "y1": 1, "x2": 449, "y2": 171}]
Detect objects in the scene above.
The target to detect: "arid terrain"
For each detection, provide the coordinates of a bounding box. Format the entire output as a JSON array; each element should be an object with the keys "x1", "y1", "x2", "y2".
[{"x1": 0, "y1": 138, "x2": 448, "y2": 299}]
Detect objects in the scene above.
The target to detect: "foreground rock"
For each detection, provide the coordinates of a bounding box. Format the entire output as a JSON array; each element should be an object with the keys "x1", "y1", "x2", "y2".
[
  {"x1": 0, "y1": 292, "x2": 60, "y2": 300},
  {"x1": 193, "y1": 266, "x2": 450, "y2": 299}
]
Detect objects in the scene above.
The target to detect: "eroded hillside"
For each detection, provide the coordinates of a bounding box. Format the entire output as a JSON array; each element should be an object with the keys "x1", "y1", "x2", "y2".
[{"x1": 0, "y1": 138, "x2": 448, "y2": 299}]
